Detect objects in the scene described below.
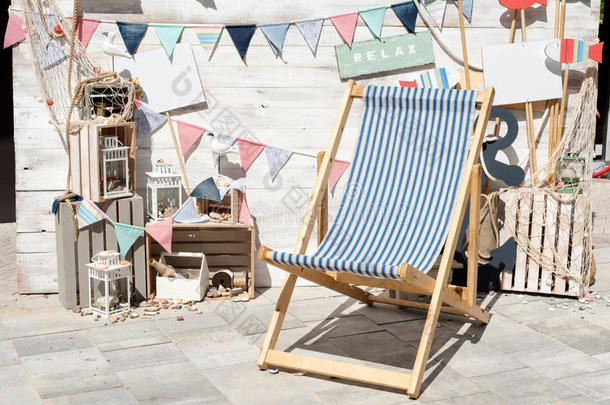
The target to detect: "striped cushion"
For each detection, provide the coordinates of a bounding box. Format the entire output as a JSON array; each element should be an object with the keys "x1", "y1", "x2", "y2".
[{"x1": 270, "y1": 86, "x2": 477, "y2": 279}]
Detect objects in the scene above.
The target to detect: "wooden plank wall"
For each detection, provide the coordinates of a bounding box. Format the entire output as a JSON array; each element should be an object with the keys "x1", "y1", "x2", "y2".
[{"x1": 12, "y1": 0, "x2": 600, "y2": 292}]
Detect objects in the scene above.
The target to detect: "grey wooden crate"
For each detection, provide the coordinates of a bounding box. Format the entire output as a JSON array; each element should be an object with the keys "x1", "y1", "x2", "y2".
[{"x1": 55, "y1": 196, "x2": 146, "y2": 309}]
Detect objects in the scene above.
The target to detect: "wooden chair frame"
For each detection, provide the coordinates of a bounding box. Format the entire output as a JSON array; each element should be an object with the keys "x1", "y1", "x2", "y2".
[{"x1": 256, "y1": 80, "x2": 495, "y2": 398}]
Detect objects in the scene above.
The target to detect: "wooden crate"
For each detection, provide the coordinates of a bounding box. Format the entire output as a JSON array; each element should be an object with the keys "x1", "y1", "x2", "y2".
[
  {"x1": 55, "y1": 196, "x2": 146, "y2": 308},
  {"x1": 146, "y1": 223, "x2": 254, "y2": 299},
  {"x1": 69, "y1": 122, "x2": 136, "y2": 203},
  {"x1": 195, "y1": 188, "x2": 240, "y2": 223},
  {"x1": 501, "y1": 188, "x2": 590, "y2": 296}
]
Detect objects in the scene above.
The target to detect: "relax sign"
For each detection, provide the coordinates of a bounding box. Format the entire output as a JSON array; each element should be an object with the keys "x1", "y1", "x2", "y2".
[{"x1": 335, "y1": 32, "x2": 435, "y2": 79}]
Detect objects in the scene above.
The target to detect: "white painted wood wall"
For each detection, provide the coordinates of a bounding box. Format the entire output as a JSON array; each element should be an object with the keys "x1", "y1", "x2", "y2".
[{"x1": 12, "y1": 0, "x2": 600, "y2": 292}]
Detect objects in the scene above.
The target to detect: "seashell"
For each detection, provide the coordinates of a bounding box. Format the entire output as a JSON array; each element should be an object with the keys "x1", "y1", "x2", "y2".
[
  {"x1": 176, "y1": 316, "x2": 184, "y2": 321},
  {"x1": 130, "y1": 312, "x2": 140, "y2": 319}
]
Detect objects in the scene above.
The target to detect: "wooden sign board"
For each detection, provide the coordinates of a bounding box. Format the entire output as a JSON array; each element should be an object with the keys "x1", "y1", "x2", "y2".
[{"x1": 335, "y1": 32, "x2": 435, "y2": 79}]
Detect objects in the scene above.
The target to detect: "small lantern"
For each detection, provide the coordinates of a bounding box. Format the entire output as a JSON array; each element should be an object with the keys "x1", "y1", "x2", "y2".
[
  {"x1": 555, "y1": 154, "x2": 585, "y2": 193},
  {"x1": 101, "y1": 136, "x2": 132, "y2": 200},
  {"x1": 87, "y1": 250, "x2": 132, "y2": 318},
  {"x1": 146, "y1": 161, "x2": 183, "y2": 220}
]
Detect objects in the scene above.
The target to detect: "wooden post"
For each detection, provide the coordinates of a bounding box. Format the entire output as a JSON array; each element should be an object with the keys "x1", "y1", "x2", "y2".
[
  {"x1": 557, "y1": 67, "x2": 570, "y2": 141},
  {"x1": 457, "y1": 0, "x2": 471, "y2": 89},
  {"x1": 508, "y1": 9, "x2": 518, "y2": 43},
  {"x1": 316, "y1": 151, "x2": 328, "y2": 246},
  {"x1": 165, "y1": 112, "x2": 192, "y2": 195},
  {"x1": 467, "y1": 164, "x2": 481, "y2": 307},
  {"x1": 525, "y1": 101, "x2": 539, "y2": 177}
]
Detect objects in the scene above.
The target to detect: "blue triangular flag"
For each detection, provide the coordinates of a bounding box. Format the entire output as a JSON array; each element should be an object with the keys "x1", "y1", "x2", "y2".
[
  {"x1": 134, "y1": 102, "x2": 166, "y2": 138},
  {"x1": 116, "y1": 21, "x2": 148, "y2": 55},
  {"x1": 114, "y1": 222, "x2": 144, "y2": 257},
  {"x1": 453, "y1": 0, "x2": 473, "y2": 22},
  {"x1": 172, "y1": 198, "x2": 203, "y2": 224},
  {"x1": 295, "y1": 18, "x2": 324, "y2": 56},
  {"x1": 225, "y1": 24, "x2": 257, "y2": 59},
  {"x1": 152, "y1": 24, "x2": 184, "y2": 58},
  {"x1": 359, "y1": 6, "x2": 386, "y2": 39},
  {"x1": 264, "y1": 146, "x2": 292, "y2": 181},
  {"x1": 391, "y1": 2, "x2": 418, "y2": 33},
  {"x1": 190, "y1": 177, "x2": 222, "y2": 202},
  {"x1": 259, "y1": 23, "x2": 290, "y2": 57}
]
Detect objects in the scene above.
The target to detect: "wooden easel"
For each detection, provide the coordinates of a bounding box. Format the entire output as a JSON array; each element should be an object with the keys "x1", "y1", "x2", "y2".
[
  {"x1": 165, "y1": 112, "x2": 192, "y2": 195},
  {"x1": 256, "y1": 80, "x2": 495, "y2": 399}
]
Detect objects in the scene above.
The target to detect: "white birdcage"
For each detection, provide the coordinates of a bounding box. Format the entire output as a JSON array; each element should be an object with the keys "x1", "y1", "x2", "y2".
[
  {"x1": 87, "y1": 250, "x2": 132, "y2": 318},
  {"x1": 146, "y1": 161, "x2": 183, "y2": 220},
  {"x1": 101, "y1": 136, "x2": 132, "y2": 200}
]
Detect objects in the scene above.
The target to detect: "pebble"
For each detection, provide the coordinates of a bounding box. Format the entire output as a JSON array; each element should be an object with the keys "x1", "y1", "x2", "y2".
[
  {"x1": 170, "y1": 304, "x2": 182, "y2": 310},
  {"x1": 94, "y1": 316, "x2": 99, "y2": 321},
  {"x1": 162, "y1": 304, "x2": 169, "y2": 309},
  {"x1": 72, "y1": 305, "x2": 82, "y2": 313},
  {"x1": 522, "y1": 301, "x2": 528, "y2": 304},
  {"x1": 109, "y1": 316, "x2": 118, "y2": 324},
  {"x1": 129, "y1": 312, "x2": 140, "y2": 319},
  {"x1": 232, "y1": 297, "x2": 241, "y2": 302},
  {"x1": 240, "y1": 296, "x2": 250, "y2": 302},
  {"x1": 177, "y1": 316, "x2": 184, "y2": 321},
  {"x1": 231, "y1": 287, "x2": 243, "y2": 296},
  {"x1": 196, "y1": 310, "x2": 203, "y2": 314},
  {"x1": 579, "y1": 306, "x2": 586, "y2": 311},
  {"x1": 188, "y1": 306, "x2": 198, "y2": 312}
]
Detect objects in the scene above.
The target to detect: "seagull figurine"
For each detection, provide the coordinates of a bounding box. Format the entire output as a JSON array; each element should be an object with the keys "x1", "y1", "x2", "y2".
[
  {"x1": 209, "y1": 132, "x2": 238, "y2": 156},
  {"x1": 102, "y1": 32, "x2": 131, "y2": 59}
]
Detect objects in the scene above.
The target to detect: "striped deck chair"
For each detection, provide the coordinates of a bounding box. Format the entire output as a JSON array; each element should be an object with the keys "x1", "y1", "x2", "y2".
[{"x1": 257, "y1": 80, "x2": 494, "y2": 398}]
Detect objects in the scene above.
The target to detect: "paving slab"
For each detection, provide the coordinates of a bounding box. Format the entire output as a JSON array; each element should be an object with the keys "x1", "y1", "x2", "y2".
[
  {"x1": 558, "y1": 368, "x2": 610, "y2": 401},
  {"x1": 103, "y1": 342, "x2": 188, "y2": 372},
  {"x1": 0, "y1": 309, "x2": 82, "y2": 339},
  {"x1": 12, "y1": 331, "x2": 91, "y2": 358},
  {"x1": 204, "y1": 362, "x2": 322, "y2": 405},
  {"x1": 285, "y1": 296, "x2": 348, "y2": 322},
  {"x1": 471, "y1": 367, "x2": 578, "y2": 405},
  {"x1": 116, "y1": 361, "x2": 228, "y2": 404},
  {"x1": 42, "y1": 387, "x2": 137, "y2": 405},
  {"x1": 22, "y1": 348, "x2": 122, "y2": 399},
  {"x1": 492, "y1": 300, "x2": 572, "y2": 323},
  {"x1": 528, "y1": 317, "x2": 610, "y2": 355},
  {"x1": 0, "y1": 340, "x2": 19, "y2": 366},
  {"x1": 0, "y1": 364, "x2": 42, "y2": 405},
  {"x1": 310, "y1": 314, "x2": 383, "y2": 339},
  {"x1": 256, "y1": 286, "x2": 342, "y2": 302},
  {"x1": 86, "y1": 322, "x2": 170, "y2": 352},
  {"x1": 221, "y1": 303, "x2": 305, "y2": 336},
  {"x1": 329, "y1": 330, "x2": 418, "y2": 368},
  {"x1": 339, "y1": 300, "x2": 427, "y2": 324},
  {"x1": 173, "y1": 326, "x2": 260, "y2": 370},
  {"x1": 154, "y1": 312, "x2": 229, "y2": 336},
  {"x1": 422, "y1": 391, "x2": 511, "y2": 405}
]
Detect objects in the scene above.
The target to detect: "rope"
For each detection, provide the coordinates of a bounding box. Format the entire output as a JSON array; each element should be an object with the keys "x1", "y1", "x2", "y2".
[
  {"x1": 413, "y1": 0, "x2": 483, "y2": 72},
  {"x1": 34, "y1": 0, "x2": 64, "y2": 39}
]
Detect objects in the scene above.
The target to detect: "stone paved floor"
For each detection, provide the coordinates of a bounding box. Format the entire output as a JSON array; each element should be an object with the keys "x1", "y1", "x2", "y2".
[{"x1": 2, "y1": 222, "x2": 610, "y2": 404}]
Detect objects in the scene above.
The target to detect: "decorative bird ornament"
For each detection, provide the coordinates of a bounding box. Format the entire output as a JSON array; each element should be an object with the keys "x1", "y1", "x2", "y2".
[{"x1": 102, "y1": 31, "x2": 131, "y2": 59}]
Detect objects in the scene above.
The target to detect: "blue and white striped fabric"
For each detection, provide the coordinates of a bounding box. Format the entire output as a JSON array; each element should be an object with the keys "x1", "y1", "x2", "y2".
[{"x1": 270, "y1": 86, "x2": 477, "y2": 279}]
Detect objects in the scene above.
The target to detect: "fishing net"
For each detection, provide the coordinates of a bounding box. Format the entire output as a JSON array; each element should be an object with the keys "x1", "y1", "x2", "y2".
[{"x1": 498, "y1": 63, "x2": 597, "y2": 297}]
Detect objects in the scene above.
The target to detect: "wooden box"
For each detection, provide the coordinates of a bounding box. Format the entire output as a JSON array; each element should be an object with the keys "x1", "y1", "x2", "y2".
[
  {"x1": 55, "y1": 196, "x2": 147, "y2": 309},
  {"x1": 146, "y1": 223, "x2": 254, "y2": 299},
  {"x1": 69, "y1": 122, "x2": 136, "y2": 203},
  {"x1": 501, "y1": 188, "x2": 590, "y2": 297},
  {"x1": 157, "y1": 252, "x2": 210, "y2": 301},
  {"x1": 196, "y1": 188, "x2": 240, "y2": 223}
]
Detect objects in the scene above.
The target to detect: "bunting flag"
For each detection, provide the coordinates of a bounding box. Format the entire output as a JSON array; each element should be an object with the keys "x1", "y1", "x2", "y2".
[
  {"x1": 152, "y1": 24, "x2": 184, "y2": 58},
  {"x1": 77, "y1": 198, "x2": 109, "y2": 229},
  {"x1": 399, "y1": 79, "x2": 418, "y2": 87},
  {"x1": 176, "y1": 121, "x2": 205, "y2": 157},
  {"x1": 190, "y1": 177, "x2": 222, "y2": 202},
  {"x1": 66, "y1": 17, "x2": 100, "y2": 48},
  {"x1": 172, "y1": 198, "x2": 203, "y2": 224},
  {"x1": 239, "y1": 193, "x2": 253, "y2": 227},
  {"x1": 145, "y1": 218, "x2": 173, "y2": 253},
  {"x1": 392, "y1": 1, "x2": 418, "y2": 33},
  {"x1": 114, "y1": 222, "x2": 145, "y2": 257},
  {"x1": 454, "y1": 0, "x2": 474, "y2": 22},
  {"x1": 134, "y1": 101, "x2": 166, "y2": 138},
  {"x1": 259, "y1": 23, "x2": 290, "y2": 57},
  {"x1": 116, "y1": 21, "x2": 148, "y2": 55},
  {"x1": 417, "y1": 67, "x2": 450, "y2": 88},
  {"x1": 422, "y1": 0, "x2": 447, "y2": 28},
  {"x1": 237, "y1": 139, "x2": 265, "y2": 172},
  {"x1": 328, "y1": 160, "x2": 350, "y2": 193},
  {"x1": 560, "y1": 39, "x2": 603, "y2": 64},
  {"x1": 264, "y1": 146, "x2": 292, "y2": 181},
  {"x1": 3, "y1": 13, "x2": 26, "y2": 49},
  {"x1": 330, "y1": 12, "x2": 359, "y2": 47},
  {"x1": 225, "y1": 24, "x2": 257, "y2": 59},
  {"x1": 194, "y1": 25, "x2": 223, "y2": 59},
  {"x1": 295, "y1": 18, "x2": 324, "y2": 56},
  {"x1": 359, "y1": 6, "x2": 386, "y2": 40}
]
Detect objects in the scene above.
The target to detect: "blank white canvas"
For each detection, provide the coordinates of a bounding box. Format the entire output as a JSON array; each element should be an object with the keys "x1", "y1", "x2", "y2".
[
  {"x1": 115, "y1": 44, "x2": 205, "y2": 113},
  {"x1": 482, "y1": 40, "x2": 562, "y2": 106}
]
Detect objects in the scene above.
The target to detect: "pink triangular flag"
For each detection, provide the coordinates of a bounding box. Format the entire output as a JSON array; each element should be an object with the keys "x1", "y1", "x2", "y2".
[
  {"x1": 176, "y1": 121, "x2": 205, "y2": 157},
  {"x1": 330, "y1": 12, "x2": 359, "y2": 47},
  {"x1": 4, "y1": 13, "x2": 26, "y2": 49},
  {"x1": 239, "y1": 193, "x2": 253, "y2": 227},
  {"x1": 237, "y1": 138, "x2": 265, "y2": 172},
  {"x1": 328, "y1": 160, "x2": 350, "y2": 193},
  {"x1": 67, "y1": 17, "x2": 100, "y2": 48},
  {"x1": 145, "y1": 218, "x2": 173, "y2": 253},
  {"x1": 134, "y1": 99, "x2": 143, "y2": 108}
]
